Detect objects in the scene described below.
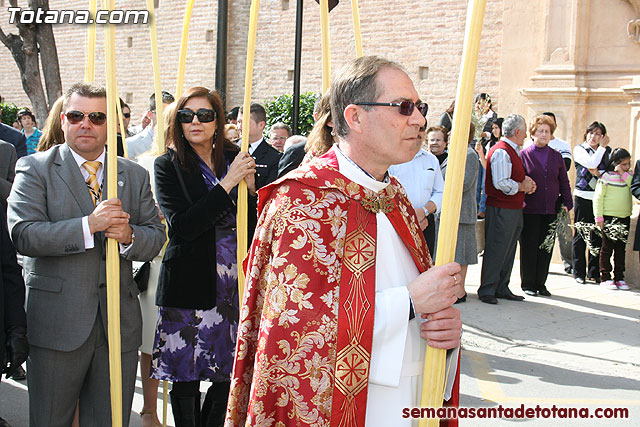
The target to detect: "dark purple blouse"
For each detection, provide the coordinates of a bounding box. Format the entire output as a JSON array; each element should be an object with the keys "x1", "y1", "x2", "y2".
[{"x1": 521, "y1": 144, "x2": 573, "y2": 214}]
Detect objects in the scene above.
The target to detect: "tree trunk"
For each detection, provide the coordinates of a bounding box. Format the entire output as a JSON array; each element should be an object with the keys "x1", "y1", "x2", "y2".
[
  {"x1": 33, "y1": 0, "x2": 62, "y2": 109},
  {"x1": 0, "y1": 0, "x2": 61, "y2": 126}
]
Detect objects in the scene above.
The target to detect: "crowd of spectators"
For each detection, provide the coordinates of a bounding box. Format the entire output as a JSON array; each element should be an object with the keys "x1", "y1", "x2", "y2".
[{"x1": 1, "y1": 79, "x2": 638, "y2": 427}]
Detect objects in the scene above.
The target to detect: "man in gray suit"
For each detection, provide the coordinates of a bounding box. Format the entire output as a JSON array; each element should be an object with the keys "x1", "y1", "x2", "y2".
[
  {"x1": 7, "y1": 83, "x2": 166, "y2": 426},
  {"x1": 0, "y1": 140, "x2": 16, "y2": 210}
]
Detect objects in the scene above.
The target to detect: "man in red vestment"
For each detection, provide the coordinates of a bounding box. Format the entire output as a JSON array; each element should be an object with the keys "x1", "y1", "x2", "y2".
[{"x1": 226, "y1": 56, "x2": 463, "y2": 427}]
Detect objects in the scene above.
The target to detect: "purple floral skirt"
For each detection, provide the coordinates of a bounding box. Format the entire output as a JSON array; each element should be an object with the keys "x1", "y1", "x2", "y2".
[{"x1": 150, "y1": 222, "x2": 239, "y2": 383}]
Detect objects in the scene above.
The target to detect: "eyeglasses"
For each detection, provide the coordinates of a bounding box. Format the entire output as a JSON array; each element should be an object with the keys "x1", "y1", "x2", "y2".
[
  {"x1": 355, "y1": 101, "x2": 428, "y2": 117},
  {"x1": 177, "y1": 108, "x2": 217, "y2": 123},
  {"x1": 65, "y1": 110, "x2": 107, "y2": 126},
  {"x1": 270, "y1": 136, "x2": 288, "y2": 141}
]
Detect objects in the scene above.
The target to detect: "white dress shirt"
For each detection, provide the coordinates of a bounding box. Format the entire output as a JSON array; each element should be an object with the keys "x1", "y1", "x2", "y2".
[
  {"x1": 125, "y1": 125, "x2": 154, "y2": 161},
  {"x1": 248, "y1": 138, "x2": 264, "y2": 155},
  {"x1": 70, "y1": 147, "x2": 131, "y2": 253},
  {"x1": 490, "y1": 137, "x2": 521, "y2": 196},
  {"x1": 388, "y1": 149, "x2": 444, "y2": 215}
]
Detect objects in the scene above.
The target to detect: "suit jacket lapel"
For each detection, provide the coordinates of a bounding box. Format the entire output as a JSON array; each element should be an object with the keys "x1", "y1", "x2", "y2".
[
  {"x1": 252, "y1": 140, "x2": 267, "y2": 162},
  {"x1": 55, "y1": 144, "x2": 95, "y2": 216},
  {"x1": 182, "y1": 163, "x2": 208, "y2": 202}
]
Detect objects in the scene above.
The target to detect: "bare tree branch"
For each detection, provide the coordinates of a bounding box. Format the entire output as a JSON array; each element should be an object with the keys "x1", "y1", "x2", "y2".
[
  {"x1": 0, "y1": 0, "x2": 49, "y2": 123},
  {"x1": 34, "y1": 0, "x2": 62, "y2": 108}
]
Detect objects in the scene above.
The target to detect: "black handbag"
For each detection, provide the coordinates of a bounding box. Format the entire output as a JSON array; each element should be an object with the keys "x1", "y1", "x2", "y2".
[{"x1": 132, "y1": 261, "x2": 151, "y2": 293}]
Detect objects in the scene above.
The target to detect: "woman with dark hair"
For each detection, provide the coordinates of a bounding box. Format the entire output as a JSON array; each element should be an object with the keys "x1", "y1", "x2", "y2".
[
  {"x1": 438, "y1": 100, "x2": 455, "y2": 133},
  {"x1": 487, "y1": 117, "x2": 504, "y2": 150},
  {"x1": 152, "y1": 87, "x2": 257, "y2": 426},
  {"x1": 572, "y1": 121, "x2": 611, "y2": 284},
  {"x1": 519, "y1": 115, "x2": 573, "y2": 296}
]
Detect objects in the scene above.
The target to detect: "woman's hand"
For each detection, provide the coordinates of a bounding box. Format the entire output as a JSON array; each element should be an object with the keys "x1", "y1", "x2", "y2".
[{"x1": 219, "y1": 152, "x2": 256, "y2": 194}]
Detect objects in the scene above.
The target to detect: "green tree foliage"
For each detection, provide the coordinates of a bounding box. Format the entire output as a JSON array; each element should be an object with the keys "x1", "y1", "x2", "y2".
[
  {"x1": 0, "y1": 102, "x2": 20, "y2": 126},
  {"x1": 264, "y1": 92, "x2": 320, "y2": 137}
]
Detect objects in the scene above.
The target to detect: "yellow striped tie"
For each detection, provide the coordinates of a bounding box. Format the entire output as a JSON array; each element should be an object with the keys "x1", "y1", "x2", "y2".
[{"x1": 82, "y1": 160, "x2": 102, "y2": 206}]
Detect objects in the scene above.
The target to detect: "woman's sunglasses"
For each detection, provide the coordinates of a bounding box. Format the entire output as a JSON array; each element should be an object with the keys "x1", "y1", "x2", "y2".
[
  {"x1": 355, "y1": 101, "x2": 429, "y2": 117},
  {"x1": 65, "y1": 110, "x2": 107, "y2": 126},
  {"x1": 177, "y1": 108, "x2": 217, "y2": 123}
]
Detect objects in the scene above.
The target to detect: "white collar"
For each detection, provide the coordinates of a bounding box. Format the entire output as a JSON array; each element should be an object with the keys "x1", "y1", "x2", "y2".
[
  {"x1": 249, "y1": 138, "x2": 264, "y2": 154},
  {"x1": 69, "y1": 145, "x2": 106, "y2": 168},
  {"x1": 501, "y1": 137, "x2": 520, "y2": 151},
  {"x1": 333, "y1": 145, "x2": 388, "y2": 193}
]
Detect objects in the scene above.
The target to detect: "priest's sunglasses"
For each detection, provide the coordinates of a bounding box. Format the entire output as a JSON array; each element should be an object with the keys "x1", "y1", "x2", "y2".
[
  {"x1": 65, "y1": 111, "x2": 107, "y2": 126},
  {"x1": 177, "y1": 108, "x2": 217, "y2": 123},
  {"x1": 355, "y1": 101, "x2": 428, "y2": 117}
]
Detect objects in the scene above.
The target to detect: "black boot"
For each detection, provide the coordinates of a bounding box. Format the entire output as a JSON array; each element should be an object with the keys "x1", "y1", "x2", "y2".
[
  {"x1": 170, "y1": 390, "x2": 201, "y2": 427},
  {"x1": 201, "y1": 382, "x2": 230, "y2": 427}
]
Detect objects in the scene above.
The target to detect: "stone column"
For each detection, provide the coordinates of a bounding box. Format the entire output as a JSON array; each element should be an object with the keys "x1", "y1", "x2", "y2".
[{"x1": 622, "y1": 76, "x2": 640, "y2": 160}]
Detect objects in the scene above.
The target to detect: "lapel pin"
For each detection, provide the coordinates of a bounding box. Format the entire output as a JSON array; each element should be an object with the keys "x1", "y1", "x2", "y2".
[{"x1": 118, "y1": 181, "x2": 124, "y2": 187}]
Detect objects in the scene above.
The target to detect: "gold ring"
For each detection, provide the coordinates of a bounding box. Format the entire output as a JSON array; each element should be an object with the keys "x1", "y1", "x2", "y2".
[{"x1": 453, "y1": 275, "x2": 458, "y2": 285}]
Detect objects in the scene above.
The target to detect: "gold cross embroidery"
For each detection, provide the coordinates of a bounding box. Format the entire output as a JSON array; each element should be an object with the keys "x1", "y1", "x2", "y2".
[{"x1": 361, "y1": 196, "x2": 394, "y2": 214}]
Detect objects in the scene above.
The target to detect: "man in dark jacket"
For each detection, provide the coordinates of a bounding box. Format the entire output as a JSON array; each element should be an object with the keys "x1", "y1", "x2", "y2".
[
  {"x1": 237, "y1": 103, "x2": 281, "y2": 190},
  {"x1": 0, "y1": 107, "x2": 27, "y2": 158},
  {"x1": 0, "y1": 207, "x2": 28, "y2": 426}
]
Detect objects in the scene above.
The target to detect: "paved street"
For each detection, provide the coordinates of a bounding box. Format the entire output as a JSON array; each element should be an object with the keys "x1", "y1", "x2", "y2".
[
  {"x1": 459, "y1": 261, "x2": 640, "y2": 426},
  {"x1": 1, "y1": 262, "x2": 639, "y2": 426}
]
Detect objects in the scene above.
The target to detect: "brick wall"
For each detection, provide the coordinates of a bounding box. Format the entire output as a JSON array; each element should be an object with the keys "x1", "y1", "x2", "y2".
[{"x1": 0, "y1": 0, "x2": 503, "y2": 128}]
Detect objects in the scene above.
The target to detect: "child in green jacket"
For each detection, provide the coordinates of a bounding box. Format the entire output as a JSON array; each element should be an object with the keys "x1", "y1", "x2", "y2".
[{"x1": 594, "y1": 148, "x2": 633, "y2": 290}]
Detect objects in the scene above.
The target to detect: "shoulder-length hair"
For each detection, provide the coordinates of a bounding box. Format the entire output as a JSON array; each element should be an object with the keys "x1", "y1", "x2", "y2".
[
  {"x1": 583, "y1": 121, "x2": 607, "y2": 142},
  {"x1": 167, "y1": 87, "x2": 238, "y2": 178},
  {"x1": 306, "y1": 93, "x2": 335, "y2": 156},
  {"x1": 606, "y1": 147, "x2": 631, "y2": 172},
  {"x1": 37, "y1": 96, "x2": 65, "y2": 151}
]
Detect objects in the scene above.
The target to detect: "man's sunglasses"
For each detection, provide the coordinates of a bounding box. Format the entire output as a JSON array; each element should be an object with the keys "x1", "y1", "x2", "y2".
[
  {"x1": 65, "y1": 110, "x2": 107, "y2": 126},
  {"x1": 177, "y1": 108, "x2": 217, "y2": 123},
  {"x1": 355, "y1": 101, "x2": 428, "y2": 117}
]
